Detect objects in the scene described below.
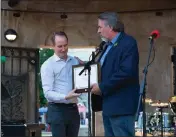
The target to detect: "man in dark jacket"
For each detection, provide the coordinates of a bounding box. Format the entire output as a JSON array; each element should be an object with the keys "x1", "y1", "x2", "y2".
[{"x1": 91, "y1": 12, "x2": 140, "y2": 136}]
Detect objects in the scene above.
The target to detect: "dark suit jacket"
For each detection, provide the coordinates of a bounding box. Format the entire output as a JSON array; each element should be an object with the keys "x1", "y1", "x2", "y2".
[{"x1": 91, "y1": 32, "x2": 140, "y2": 116}]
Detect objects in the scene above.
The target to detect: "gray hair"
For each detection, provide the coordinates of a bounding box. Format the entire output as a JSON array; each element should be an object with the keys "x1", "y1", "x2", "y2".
[{"x1": 98, "y1": 12, "x2": 124, "y2": 32}]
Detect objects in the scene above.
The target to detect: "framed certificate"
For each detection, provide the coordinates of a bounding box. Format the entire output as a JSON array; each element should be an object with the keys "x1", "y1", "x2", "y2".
[{"x1": 72, "y1": 63, "x2": 101, "y2": 93}]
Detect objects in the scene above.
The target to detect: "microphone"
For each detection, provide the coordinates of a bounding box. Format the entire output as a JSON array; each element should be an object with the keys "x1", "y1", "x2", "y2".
[
  {"x1": 148, "y1": 30, "x2": 160, "y2": 40},
  {"x1": 96, "y1": 41, "x2": 106, "y2": 52},
  {"x1": 92, "y1": 51, "x2": 95, "y2": 63}
]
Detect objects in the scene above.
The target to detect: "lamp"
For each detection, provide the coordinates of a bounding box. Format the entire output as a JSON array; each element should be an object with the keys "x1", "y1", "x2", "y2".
[
  {"x1": 60, "y1": 13, "x2": 68, "y2": 19},
  {"x1": 8, "y1": 0, "x2": 20, "y2": 7},
  {"x1": 4, "y1": 29, "x2": 18, "y2": 42}
]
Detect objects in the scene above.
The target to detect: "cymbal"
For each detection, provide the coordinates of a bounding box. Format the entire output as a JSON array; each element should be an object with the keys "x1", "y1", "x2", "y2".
[
  {"x1": 150, "y1": 102, "x2": 169, "y2": 108},
  {"x1": 170, "y1": 96, "x2": 176, "y2": 102},
  {"x1": 144, "y1": 98, "x2": 153, "y2": 103}
]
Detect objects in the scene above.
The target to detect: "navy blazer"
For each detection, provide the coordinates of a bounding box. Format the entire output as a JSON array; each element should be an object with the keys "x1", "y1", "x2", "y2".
[{"x1": 92, "y1": 32, "x2": 140, "y2": 116}]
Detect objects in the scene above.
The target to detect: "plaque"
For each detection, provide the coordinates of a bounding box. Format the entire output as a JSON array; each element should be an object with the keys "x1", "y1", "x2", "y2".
[{"x1": 72, "y1": 63, "x2": 101, "y2": 93}]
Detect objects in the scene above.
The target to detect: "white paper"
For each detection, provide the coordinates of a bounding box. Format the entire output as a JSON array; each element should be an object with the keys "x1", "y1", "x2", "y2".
[{"x1": 73, "y1": 64, "x2": 98, "y2": 89}]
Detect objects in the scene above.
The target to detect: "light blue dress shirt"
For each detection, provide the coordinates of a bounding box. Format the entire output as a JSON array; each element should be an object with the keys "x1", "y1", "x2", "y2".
[
  {"x1": 100, "y1": 32, "x2": 121, "y2": 66},
  {"x1": 40, "y1": 54, "x2": 79, "y2": 104}
]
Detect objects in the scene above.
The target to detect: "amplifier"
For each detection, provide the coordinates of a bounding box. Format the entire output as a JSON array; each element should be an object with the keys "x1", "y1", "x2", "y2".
[{"x1": 1, "y1": 124, "x2": 26, "y2": 137}]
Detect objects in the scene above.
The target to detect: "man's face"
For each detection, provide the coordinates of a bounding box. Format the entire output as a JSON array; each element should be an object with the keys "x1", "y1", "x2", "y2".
[
  {"x1": 97, "y1": 19, "x2": 111, "y2": 40},
  {"x1": 54, "y1": 35, "x2": 68, "y2": 59}
]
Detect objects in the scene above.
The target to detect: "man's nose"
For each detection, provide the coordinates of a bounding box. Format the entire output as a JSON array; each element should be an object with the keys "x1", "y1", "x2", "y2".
[
  {"x1": 62, "y1": 47, "x2": 66, "y2": 51},
  {"x1": 97, "y1": 28, "x2": 101, "y2": 34}
]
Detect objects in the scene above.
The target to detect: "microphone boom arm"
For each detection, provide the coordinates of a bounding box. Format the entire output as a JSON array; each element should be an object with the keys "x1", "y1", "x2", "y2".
[{"x1": 79, "y1": 49, "x2": 102, "y2": 76}]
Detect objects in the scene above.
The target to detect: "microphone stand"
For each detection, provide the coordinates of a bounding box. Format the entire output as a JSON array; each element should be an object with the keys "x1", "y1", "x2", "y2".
[
  {"x1": 79, "y1": 49, "x2": 102, "y2": 137},
  {"x1": 135, "y1": 38, "x2": 155, "y2": 137}
]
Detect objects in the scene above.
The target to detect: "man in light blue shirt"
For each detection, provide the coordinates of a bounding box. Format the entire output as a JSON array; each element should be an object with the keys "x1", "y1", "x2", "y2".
[{"x1": 41, "y1": 31, "x2": 81, "y2": 137}]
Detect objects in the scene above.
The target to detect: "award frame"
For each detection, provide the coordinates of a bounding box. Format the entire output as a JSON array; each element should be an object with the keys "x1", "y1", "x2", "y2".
[{"x1": 72, "y1": 63, "x2": 101, "y2": 93}]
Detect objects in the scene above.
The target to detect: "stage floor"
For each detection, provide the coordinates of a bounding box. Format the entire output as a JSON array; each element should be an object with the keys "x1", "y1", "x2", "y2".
[{"x1": 42, "y1": 131, "x2": 174, "y2": 137}]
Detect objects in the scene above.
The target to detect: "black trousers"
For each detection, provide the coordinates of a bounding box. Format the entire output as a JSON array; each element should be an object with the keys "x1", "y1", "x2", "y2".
[{"x1": 47, "y1": 103, "x2": 80, "y2": 137}]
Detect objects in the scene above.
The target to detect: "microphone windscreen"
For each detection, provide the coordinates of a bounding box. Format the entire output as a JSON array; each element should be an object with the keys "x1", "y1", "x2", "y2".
[{"x1": 150, "y1": 30, "x2": 160, "y2": 38}]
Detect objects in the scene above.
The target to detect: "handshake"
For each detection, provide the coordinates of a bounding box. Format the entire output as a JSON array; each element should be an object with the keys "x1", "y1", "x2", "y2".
[{"x1": 65, "y1": 83, "x2": 101, "y2": 100}]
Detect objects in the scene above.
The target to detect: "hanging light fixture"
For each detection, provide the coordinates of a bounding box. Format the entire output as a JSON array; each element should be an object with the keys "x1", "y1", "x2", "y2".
[
  {"x1": 4, "y1": 29, "x2": 18, "y2": 42},
  {"x1": 8, "y1": 0, "x2": 20, "y2": 7}
]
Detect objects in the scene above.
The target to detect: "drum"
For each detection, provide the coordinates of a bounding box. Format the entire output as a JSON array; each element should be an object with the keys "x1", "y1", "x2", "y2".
[
  {"x1": 149, "y1": 112, "x2": 174, "y2": 128},
  {"x1": 162, "y1": 113, "x2": 174, "y2": 128}
]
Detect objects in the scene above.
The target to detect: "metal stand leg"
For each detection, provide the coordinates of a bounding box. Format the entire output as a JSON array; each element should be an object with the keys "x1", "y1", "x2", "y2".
[{"x1": 160, "y1": 108, "x2": 163, "y2": 137}]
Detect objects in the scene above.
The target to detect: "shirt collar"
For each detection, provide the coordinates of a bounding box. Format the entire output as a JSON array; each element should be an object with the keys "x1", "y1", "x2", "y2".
[
  {"x1": 111, "y1": 32, "x2": 121, "y2": 45},
  {"x1": 53, "y1": 53, "x2": 72, "y2": 62}
]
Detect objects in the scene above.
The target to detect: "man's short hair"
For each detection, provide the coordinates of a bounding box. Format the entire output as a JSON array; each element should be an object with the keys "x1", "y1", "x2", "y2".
[{"x1": 51, "y1": 31, "x2": 68, "y2": 45}]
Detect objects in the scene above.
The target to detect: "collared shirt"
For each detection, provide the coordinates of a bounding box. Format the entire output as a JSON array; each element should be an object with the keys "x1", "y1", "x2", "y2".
[
  {"x1": 40, "y1": 54, "x2": 79, "y2": 104},
  {"x1": 100, "y1": 32, "x2": 121, "y2": 66}
]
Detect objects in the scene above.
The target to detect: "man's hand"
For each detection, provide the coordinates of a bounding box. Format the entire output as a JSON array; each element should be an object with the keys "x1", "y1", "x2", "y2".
[
  {"x1": 91, "y1": 83, "x2": 101, "y2": 95},
  {"x1": 65, "y1": 89, "x2": 81, "y2": 100},
  {"x1": 74, "y1": 56, "x2": 85, "y2": 64}
]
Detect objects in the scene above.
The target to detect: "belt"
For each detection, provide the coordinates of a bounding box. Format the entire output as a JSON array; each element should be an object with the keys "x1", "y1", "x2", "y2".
[{"x1": 49, "y1": 102, "x2": 77, "y2": 107}]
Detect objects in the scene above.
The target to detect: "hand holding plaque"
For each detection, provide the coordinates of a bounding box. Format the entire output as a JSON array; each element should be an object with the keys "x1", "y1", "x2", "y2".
[{"x1": 72, "y1": 63, "x2": 100, "y2": 93}]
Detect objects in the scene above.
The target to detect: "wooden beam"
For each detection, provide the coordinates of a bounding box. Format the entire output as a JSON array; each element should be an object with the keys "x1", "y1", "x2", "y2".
[{"x1": 1, "y1": 0, "x2": 176, "y2": 13}]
